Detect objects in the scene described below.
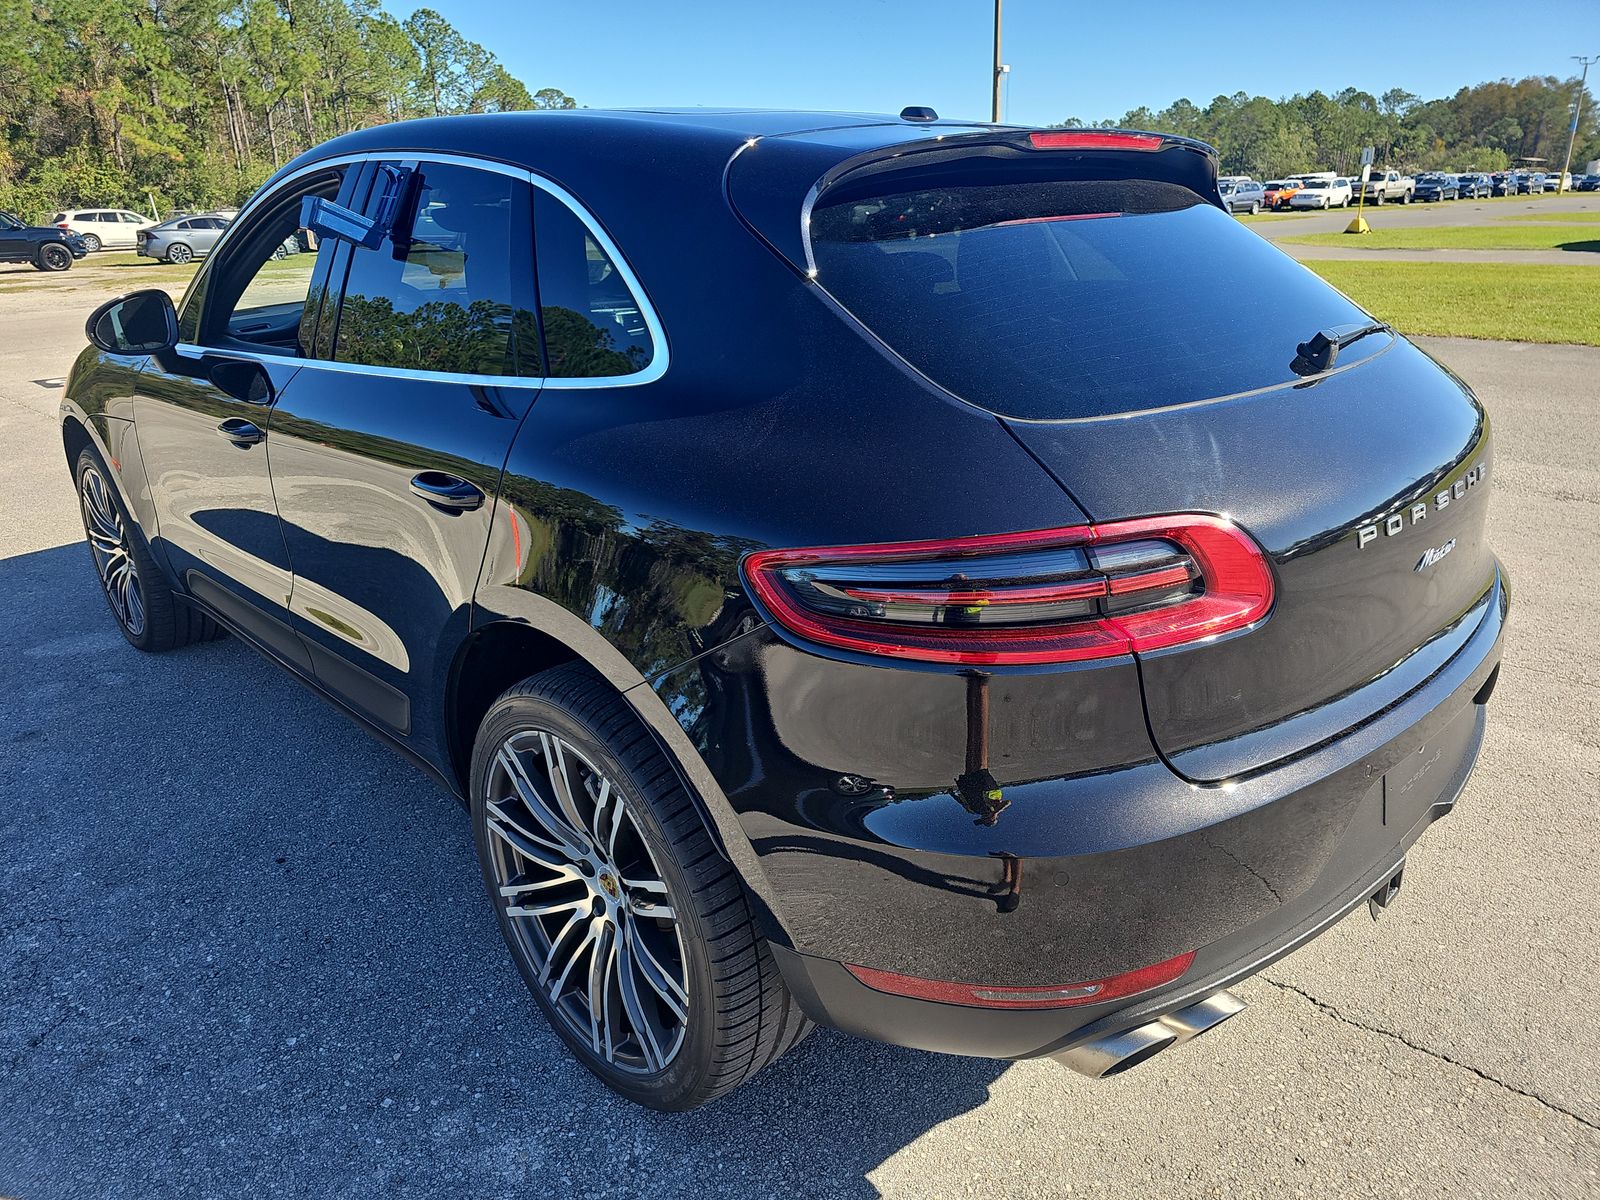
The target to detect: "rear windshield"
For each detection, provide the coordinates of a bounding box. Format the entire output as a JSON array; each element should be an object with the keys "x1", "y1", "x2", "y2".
[{"x1": 809, "y1": 177, "x2": 1382, "y2": 420}]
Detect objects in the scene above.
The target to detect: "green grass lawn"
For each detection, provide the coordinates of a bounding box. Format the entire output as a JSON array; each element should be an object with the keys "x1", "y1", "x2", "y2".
[
  {"x1": 1283, "y1": 224, "x2": 1600, "y2": 252},
  {"x1": 1497, "y1": 209, "x2": 1600, "y2": 223},
  {"x1": 1306, "y1": 260, "x2": 1600, "y2": 346}
]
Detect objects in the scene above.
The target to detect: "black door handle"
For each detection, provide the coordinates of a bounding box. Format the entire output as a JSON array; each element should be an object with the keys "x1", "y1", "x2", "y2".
[
  {"x1": 410, "y1": 471, "x2": 484, "y2": 511},
  {"x1": 216, "y1": 417, "x2": 265, "y2": 445}
]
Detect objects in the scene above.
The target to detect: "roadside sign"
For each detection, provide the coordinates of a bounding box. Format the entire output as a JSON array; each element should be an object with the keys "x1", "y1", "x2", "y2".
[{"x1": 1349, "y1": 151, "x2": 1376, "y2": 235}]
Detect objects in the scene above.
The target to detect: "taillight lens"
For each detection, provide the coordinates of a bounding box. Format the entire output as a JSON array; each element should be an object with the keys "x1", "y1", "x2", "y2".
[{"x1": 742, "y1": 516, "x2": 1273, "y2": 666}]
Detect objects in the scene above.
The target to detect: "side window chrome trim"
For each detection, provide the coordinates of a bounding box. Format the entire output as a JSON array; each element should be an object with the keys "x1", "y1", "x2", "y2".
[
  {"x1": 187, "y1": 149, "x2": 668, "y2": 390},
  {"x1": 172, "y1": 342, "x2": 545, "y2": 390}
]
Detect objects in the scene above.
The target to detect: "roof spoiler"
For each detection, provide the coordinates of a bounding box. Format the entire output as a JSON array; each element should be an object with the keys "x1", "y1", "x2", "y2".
[{"x1": 729, "y1": 126, "x2": 1223, "y2": 276}]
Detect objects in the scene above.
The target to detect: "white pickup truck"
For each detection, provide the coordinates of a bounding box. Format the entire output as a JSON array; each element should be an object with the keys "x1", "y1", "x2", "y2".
[{"x1": 1361, "y1": 169, "x2": 1415, "y2": 204}]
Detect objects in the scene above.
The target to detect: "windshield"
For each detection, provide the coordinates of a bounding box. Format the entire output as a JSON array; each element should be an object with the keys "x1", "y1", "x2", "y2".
[
  {"x1": 0, "y1": 211, "x2": 23, "y2": 230},
  {"x1": 1303, "y1": 180, "x2": 1328, "y2": 188},
  {"x1": 810, "y1": 176, "x2": 1383, "y2": 420}
]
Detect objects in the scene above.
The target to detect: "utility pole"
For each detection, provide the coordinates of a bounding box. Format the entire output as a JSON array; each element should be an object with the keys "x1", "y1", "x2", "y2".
[
  {"x1": 1557, "y1": 54, "x2": 1597, "y2": 194},
  {"x1": 991, "y1": 0, "x2": 1004, "y2": 124}
]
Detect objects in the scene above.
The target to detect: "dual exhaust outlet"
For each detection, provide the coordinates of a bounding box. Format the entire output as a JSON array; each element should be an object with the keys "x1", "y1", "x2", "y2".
[{"x1": 1052, "y1": 990, "x2": 1247, "y2": 1078}]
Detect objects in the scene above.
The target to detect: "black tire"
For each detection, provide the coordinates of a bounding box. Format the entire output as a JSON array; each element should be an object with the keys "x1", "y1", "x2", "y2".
[
  {"x1": 80, "y1": 232, "x2": 101, "y2": 252},
  {"x1": 73, "y1": 445, "x2": 223, "y2": 651},
  {"x1": 36, "y1": 243, "x2": 72, "y2": 272},
  {"x1": 470, "y1": 662, "x2": 811, "y2": 1111},
  {"x1": 1249, "y1": 202, "x2": 1260, "y2": 215}
]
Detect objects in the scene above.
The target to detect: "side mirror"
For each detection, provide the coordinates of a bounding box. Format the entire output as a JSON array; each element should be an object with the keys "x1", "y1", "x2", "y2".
[{"x1": 86, "y1": 289, "x2": 178, "y2": 355}]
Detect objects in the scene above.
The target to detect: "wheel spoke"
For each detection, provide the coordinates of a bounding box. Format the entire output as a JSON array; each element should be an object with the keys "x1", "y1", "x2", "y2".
[
  {"x1": 547, "y1": 917, "x2": 602, "y2": 1003},
  {"x1": 498, "y1": 868, "x2": 579, "y2": 898},
  {"x1": 589, "y1": 777, "x2": 618, "y2": 855},
  {"x1": 534, "y1": 905, "x2": 591, "y2": 986},
  {"x1": 507, "y1": 893, "x2": 590, "y2": 922},
  {"x1": 485, "y1": 796, "x2": 576, "y2": 867},
  {"x1": 622, "y1": 875, "x2": 674, "y2": 920},
  {"x1": 596, "y1": 925, "x2": 619, "y2": 1061},
  {"x1": 588, "y1": 921, "x2": 615, "y2": 1057},
  {"x1": 538, "y1": 733, "x2": 592, "y2": 851},
  {"x1": 86, "y1": 525, "x2": 121, "y2": 553},
  {"x1": 624, "y1": 916, "x2": 688, "y2": 1023},
  {"x1": 616, "y1": 935, "x2": 668, "y2": 1072},
  {"x1": 495, "y1": 748, "x2": 586, "y2": 857}
]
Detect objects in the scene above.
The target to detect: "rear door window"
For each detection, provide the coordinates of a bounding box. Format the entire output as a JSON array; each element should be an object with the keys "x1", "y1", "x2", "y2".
[
  {"x1": 333, "y1": 161, "x2": 540, "y2": 378},
  {"x1": 532, "y1": 190, "x2": 654, "y2": 378},
  {"x1": 808, "y1": 176, "x2": 1382, "y2": 420}
]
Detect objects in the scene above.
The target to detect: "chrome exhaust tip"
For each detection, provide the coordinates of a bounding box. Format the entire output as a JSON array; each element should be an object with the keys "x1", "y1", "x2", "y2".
[
  {"x1": 1052, "y1": 1020, "x2": 1177, "y2": 1079},
  {"x1": 1158, "y1": 990, "x2": 1247, "y2": 1044},
  {"x1": 1052, "y1": 990, "x2": 1246, "y2": 1079}
]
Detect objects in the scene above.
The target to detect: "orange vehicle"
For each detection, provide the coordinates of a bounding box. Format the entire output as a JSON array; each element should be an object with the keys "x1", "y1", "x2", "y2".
[{"x1": 1264, "y1": 178, "x2": 1306, "y2": 209}]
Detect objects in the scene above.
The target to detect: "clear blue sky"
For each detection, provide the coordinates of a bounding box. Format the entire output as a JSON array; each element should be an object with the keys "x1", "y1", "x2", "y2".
[{"x1": 388, "y1": 0, "x2": 1597, "y2": 124}]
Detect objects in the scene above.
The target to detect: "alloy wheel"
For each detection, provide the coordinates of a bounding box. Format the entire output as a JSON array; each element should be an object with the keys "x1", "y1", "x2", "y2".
[
  {"x1": 40, "y1": 244, "x2": 71, "y2": 271},
  {"x1": 81, "y1": 233, "x2": 101, "y2": 252},
  {"x1": 483, "y1": 730, "x2": 689, "y2": 1074},
  {"x1": 167, "y1": 243, "x2": 193, "y2": 264},
  {"x1": 80, "y1": 463, "x2": 144, "y2": 636}
]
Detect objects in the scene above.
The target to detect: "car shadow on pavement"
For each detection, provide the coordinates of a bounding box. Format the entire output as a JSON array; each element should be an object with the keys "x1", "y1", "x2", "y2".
[{"x1": 0, "y1": 543, "x2": 1008, "y2": 1200}]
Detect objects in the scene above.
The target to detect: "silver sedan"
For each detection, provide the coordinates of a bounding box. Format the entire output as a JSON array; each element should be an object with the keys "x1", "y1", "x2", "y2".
[{"x1": 136, "y1": 215, "x2": 230, "y2": 263}]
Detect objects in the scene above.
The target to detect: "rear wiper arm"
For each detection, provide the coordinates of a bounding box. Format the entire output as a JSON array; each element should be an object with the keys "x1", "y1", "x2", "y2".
[{"x1": 1291, "y1": 320, "x2": 1392, "y2": 376}]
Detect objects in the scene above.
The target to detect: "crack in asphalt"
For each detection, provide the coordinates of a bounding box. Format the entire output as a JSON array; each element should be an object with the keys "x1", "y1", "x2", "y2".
[{"x1": 1263, "y1": 976, "x2": 1600, "y2": 1134}]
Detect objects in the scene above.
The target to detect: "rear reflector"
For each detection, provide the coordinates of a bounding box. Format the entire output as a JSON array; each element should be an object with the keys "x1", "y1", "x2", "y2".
[
  {"x1": 742, "y1": 515, "x2": 1274, "y2": 666},
  {"x1": 1029, "y1": 130, "x2": 1165, "y2": 152},
  {"x1": 845, "y1": 951, "x2": 1197, "y2": 1009}
]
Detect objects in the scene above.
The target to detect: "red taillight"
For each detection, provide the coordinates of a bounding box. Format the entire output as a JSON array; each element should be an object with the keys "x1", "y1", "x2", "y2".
[
  {"x1": 57, "y1": 222, "x2": 71, "y2": 229},
  {"x1": 741, "y1": 516, "x2": 1274, "y2": 666},
  {"x1": 1028, "y1": 130, "x2": 1164, "y2": 152},
  {"x1": 845, "y1": 950, "x2": 1196, "y2": 1009}
]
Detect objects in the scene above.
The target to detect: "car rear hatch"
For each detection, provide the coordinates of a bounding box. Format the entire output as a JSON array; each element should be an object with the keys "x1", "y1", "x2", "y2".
[{"x1": 729, "y1": 126, "x2": 1499, "y2": 782}]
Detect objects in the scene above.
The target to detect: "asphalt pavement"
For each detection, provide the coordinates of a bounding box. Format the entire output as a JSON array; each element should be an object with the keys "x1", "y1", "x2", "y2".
[{"x1": 1, "y1": 274, "x2": 1597, "y2": 1199}]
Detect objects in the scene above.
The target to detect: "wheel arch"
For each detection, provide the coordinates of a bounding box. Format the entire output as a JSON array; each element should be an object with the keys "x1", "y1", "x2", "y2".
[{"x1": 452, "y1": 598, "x2": 796, "y2": 950}]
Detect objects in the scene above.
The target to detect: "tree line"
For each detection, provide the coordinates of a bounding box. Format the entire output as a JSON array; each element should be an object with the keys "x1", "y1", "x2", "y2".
[
  {"x1": 1056, "y1": 76, "x2": 1600, "y2": 180},
  {"x1": 0, "y1": 0, "x2": 574, "y2": 218}
]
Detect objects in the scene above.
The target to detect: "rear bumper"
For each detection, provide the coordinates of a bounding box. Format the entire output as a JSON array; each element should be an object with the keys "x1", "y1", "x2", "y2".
[{"x1": 758, "y1": 566, "x2": 1507, "y2": 1059}]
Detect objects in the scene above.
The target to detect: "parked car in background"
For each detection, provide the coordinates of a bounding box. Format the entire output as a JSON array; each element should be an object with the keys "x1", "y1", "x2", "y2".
[
  {"x1": 1515, "y1": 173, "x2": 1547, "y2": 194},
  {"x1": 60, "y1": 111, "x2": 1508, "y2": 1111},
  {"x1": 1361, "y1": 170, "x2": 1414, "y2": 204},
  {"x1": 1219, "y1": 179, "x2": 1266, "y2": 214},
  {"x1": 136, "y1": 213, "x2": 230, "y2": 263},
  {"x1": 1456, "y1": 174, "x2": 1493, "y2": 199},
  {"x1": 1266, "y1": 179, "x2": 1307, "y2": 209},
  {"x1": 1414, "y1": 174, "x2": 1460, "y2": 202},
  {"x1": 0, "y1": 209, "x2": 87, "y2": 271},
  {"x1": 1547, "y1": 172, "x2": 1572, "y2": 194},
  {"x1": 1576, "y1": 174, "x2": 1600, "y2": 192},
  {"x1": 50, "y1": 208, "x2": 155, "y2": 252},
  {"x1": 1288, "y1": 177, "x2": 1353, "y2": 208}
]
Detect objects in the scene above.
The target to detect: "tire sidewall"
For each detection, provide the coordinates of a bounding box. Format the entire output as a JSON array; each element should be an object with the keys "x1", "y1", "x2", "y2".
[
  {"x1": 469, "y1": 688, "x2": 723, "y2": 1109},
  {"x1": 39, "y1": 244, "x2": 72, "y2": 271}
]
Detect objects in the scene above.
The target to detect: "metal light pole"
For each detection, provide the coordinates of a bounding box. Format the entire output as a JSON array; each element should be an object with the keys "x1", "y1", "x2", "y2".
[
  {"x1": 1557, "y1": 54, "x2": 1597, "y2": 194},
  {"x1": 991, "y1": 0, "x2": 1003, "y2": 124}
]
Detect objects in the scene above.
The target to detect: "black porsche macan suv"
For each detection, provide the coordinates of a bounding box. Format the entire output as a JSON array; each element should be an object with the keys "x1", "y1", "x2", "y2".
[{"x1": 62, "y1": 110, "x2": 1506, "y2": 1110}]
